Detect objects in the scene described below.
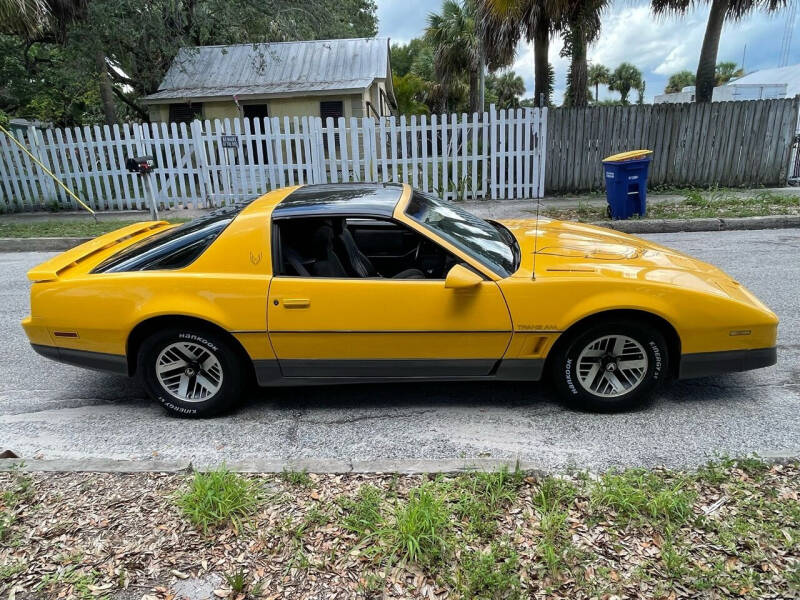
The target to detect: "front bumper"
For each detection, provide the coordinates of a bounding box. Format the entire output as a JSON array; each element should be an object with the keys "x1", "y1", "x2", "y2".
[
  {"x1": 31, "y1": 344, "x2": 128, "y2": 376},
  {"x1": 678, "y1": 347, "x2": 777, "y2": 379}
]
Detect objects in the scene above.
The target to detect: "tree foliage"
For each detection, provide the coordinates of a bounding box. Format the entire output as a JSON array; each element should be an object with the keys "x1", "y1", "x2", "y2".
[
  {"x1": 651, "y1": 0, "x2": 786, "y2": 102},
  {"x1": 486, "y1": 70, "x2": 525, "y2": 109},
  {"x1": 715, "y1": 61, "x2": 743, "y2": 85},
  {"x1": 0, "y1": 0, "x2": 378, "y2": 126},
  {"x1": 587, "y1": 63, "x2": 609, "y2": 103},
  {"x1": 665, "y1": 70, "x2": 695, "y2": 93},
  {"x1": 608, "y1": 62, "x2": 643, "y2": 105}
]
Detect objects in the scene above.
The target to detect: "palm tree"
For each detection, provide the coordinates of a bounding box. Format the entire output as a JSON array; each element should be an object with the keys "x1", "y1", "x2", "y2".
[
  {"x1": 608, "y1": 62, "x2": 643, "y2": 105},
  {"x1": 651, "y1": 0, "x2": 786, "y2": 103},
  {"x1": 0, "y1": 0, "x2": 49, "y2": 36},
  {"x1": 715, "y1": 61, "x2": 744, "y2": 84},
  {"x1": 426, "y1": 0, "x2": 483, "y2": 113},
  {"x1": 587, "y1": 63, "x2": 610, "y2": 104},
  {"x1": 489, "y1": 70, "x2": 525, "y2": 108},
  {"x1": 560, "y1": 0, "x2": 609, "y2": 107},
  {"x1": 665, "y1": 70, "x2": 695, "y2": 93},
  {"x1": 477, "y1": 0, "x2": 564, "y2": 107}
]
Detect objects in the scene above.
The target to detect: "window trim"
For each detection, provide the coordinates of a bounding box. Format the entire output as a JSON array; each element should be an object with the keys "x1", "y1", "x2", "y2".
[{"x1": 270, "y1": 214, "x2": 468, "y2": 281}]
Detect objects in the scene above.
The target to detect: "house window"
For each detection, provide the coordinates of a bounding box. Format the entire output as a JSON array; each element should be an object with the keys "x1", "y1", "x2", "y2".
[
  {"x1": 320, "y1": 101, "x2": 344, "y2": 122},
  {"x1": 243, "y1": 104, "x2": 269, "y2": 122},
  {"x1": 320, "y1": 101, "x2": 345, "y2": 152},
  {"x1": 168, "y1": 103, "x2": 203, "y2": 123}
]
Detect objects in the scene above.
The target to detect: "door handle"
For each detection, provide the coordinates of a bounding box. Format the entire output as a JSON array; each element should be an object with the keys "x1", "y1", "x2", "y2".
[{"x1": 281, "y1": 298, "x2": 311, "y2": 309}]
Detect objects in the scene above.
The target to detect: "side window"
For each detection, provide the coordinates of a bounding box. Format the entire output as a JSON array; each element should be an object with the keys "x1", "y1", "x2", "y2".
[{"x1": 273, "y1": 216, "x2": 458, "y2": 279}]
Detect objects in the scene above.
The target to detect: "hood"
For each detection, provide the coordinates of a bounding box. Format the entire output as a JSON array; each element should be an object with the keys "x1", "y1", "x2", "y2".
[{"x1": 498, "y1": 218, "x2": 759, "y2": 303}]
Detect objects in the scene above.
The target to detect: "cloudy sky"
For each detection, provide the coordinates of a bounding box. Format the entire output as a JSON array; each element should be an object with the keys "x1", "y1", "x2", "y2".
[{"x1": 376, "y1": 0, "x2": 799, "y2": 103}]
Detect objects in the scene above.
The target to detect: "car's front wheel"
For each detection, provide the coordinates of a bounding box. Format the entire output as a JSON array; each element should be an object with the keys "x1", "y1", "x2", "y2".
[
  {"x1": 138, "y1": 327, "x2": 246, "y2": 417},
  {"x1": 551, "y1": 320, "x2": 668, "y2": 412}
]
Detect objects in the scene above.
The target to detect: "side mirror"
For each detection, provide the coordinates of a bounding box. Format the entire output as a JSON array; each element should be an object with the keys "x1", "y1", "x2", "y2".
[{"x1": 444, "y1": 264, "x2": 483, "y2": 289}]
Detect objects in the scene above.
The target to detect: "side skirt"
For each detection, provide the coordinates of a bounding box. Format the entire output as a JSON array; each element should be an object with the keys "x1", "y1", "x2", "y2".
[{"x1": 253, "y1": 358, "x2": 544, "y2": 387}]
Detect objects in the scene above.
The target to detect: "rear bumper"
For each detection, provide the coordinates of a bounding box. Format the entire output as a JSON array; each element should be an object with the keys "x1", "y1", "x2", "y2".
[
  {"x1": 31, "y1": 344, "x2": 128, "y2": 376},
  {"x1": 678, "y1": 347, "x2": 777, "y2": 379}
]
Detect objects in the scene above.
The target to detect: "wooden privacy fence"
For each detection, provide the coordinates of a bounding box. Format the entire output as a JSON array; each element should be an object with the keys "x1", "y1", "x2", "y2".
[
  {"x1": 546, "y1": 98, "x2": 800, "y2": 192},
  {"x1": 0, "y1": 107, "x2": 547, "y2": 212}
]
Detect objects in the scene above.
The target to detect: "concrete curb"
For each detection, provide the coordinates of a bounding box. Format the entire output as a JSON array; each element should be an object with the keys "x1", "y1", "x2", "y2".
[
  {"x1": 0, "y1": 457, "x2": 545, "y2": 475},
  {"x1": 0, "y1": 236, "x2": 91, "y2": 252},
  {"x1": 592, "y1": 214, "x2": 800, "y2": 234},
  {"x1": 0, "y1": 453, "x2": 796, "y2": 474},
  {"x1": 1, "y1": 215, "x2": 798, "y2": 252}
]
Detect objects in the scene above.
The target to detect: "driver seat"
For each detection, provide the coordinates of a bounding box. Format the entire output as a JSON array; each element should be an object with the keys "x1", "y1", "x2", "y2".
[{"x1": 336, "y1": 222, "x2": 425, "y2": 279}]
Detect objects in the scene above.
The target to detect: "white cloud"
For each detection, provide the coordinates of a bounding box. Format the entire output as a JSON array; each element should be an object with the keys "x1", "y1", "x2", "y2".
[{"x1": 375, "y1": 0, "x2": 800, "y2": 103}]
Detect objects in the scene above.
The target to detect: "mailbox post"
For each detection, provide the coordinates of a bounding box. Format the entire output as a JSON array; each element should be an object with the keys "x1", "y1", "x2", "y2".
[{"x1": 125, "y1": 156, "x2": 159, "y2": 220}]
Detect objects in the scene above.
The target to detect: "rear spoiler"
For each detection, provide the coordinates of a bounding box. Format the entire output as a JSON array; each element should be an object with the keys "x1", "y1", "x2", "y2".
[{"x1": 27, "y1": 221, "x2": 170, "y2": 282}]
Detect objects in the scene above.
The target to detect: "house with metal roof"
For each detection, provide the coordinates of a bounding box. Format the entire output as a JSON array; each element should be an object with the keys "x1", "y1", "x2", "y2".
[
  {"x1": 654, "y1": 62, "x2": 800, "y2": 104},
  {"x1": 141, "y1": 38, "x2": 397, "y2": 124}
]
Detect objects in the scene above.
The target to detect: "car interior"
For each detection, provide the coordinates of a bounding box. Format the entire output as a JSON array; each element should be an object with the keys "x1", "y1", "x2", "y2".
[{"x1": 273, "y1": 217, "x2": 461, "y2": 279}]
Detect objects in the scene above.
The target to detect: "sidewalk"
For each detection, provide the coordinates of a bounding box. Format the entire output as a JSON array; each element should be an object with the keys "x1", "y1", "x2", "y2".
[{"x1": 1, "y1": 187, "x2": 798, "y2": 223}]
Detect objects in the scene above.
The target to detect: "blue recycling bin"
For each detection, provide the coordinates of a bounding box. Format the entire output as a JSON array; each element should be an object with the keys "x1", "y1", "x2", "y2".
[{"x1": 602, "y1": 150, "x2": 653, "y2": 219}]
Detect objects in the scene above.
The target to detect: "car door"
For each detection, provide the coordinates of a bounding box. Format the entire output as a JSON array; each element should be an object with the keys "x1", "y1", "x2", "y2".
[{"x1": 267, "y1": 223, "x2": 512, "y2": 378}]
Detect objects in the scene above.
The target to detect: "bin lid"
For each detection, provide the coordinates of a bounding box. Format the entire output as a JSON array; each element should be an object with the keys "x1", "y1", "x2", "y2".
[{"x1": 603, "y1": 149, "x2": 653, "y2": 162}]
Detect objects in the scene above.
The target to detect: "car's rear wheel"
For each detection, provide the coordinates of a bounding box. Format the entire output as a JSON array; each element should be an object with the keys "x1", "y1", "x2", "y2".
[
  {"x1": 551, "y1": 320, "x2": 668, "y2": 412},
  {"x1": 138, "y1": 327, "x2": 245, "y2": 417}
]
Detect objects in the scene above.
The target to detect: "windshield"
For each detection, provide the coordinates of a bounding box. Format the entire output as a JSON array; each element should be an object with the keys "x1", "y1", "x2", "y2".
[{"x1": 405, "y1": 191, "x2": 518, "y2": 277}]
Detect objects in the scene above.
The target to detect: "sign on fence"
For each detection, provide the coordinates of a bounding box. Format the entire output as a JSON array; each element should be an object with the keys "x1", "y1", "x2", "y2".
[{"x1": 0, "y1": 107, "x2": 547, "y2": 212}]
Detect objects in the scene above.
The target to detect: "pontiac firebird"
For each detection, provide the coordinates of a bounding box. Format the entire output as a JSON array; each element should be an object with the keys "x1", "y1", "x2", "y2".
[{"x1": 22, "y1": 183, "x2": 778, "y2": 417}]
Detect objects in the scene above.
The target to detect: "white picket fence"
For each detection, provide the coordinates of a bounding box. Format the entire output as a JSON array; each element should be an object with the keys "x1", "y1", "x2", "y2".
[{"x1": 0, "y1": 107, "x2": 547, "y2": 212}]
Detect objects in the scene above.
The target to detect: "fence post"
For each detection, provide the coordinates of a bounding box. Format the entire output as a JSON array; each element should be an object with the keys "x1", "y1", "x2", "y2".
[
  {"x1": 190, "y1": 120, "x2": 211, "y2": 206},
  {"x1": 27, "y1": 126, "x2": 59, "y2": 204},
  {"x1": 489, "y1": 105, "x2": 497, "y2": 200},
  {"x1": 536, "y1": 106, "x2": 547, "y2": 198}
]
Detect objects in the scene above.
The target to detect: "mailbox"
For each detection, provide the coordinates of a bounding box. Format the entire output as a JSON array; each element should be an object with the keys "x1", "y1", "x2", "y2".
[{"x1": 125, "y1": 155, "x2": 156, "y2": 174}]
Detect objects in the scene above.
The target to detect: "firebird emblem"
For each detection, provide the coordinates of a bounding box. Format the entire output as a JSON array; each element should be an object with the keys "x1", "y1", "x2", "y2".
[{"x1": 249, "y1": 251, "x2": 262, "y2": 265}]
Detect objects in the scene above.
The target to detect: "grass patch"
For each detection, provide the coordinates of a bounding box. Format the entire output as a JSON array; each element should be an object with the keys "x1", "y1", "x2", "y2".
[
  {"x1": 532, "y1": 476, "x2": 578, "y2": 576},
  {"x1": 590, "y1": 469, "x2": 695, "y2": 528},
  {"x1": 175, "y1": 466, "x2": 262, "y2": 533},
  {"x1": 543, "y1": 190, "x2": 800, "y2": 222},
  {"x1": 4, "y1": 460, "x2": 798, "y2": 599},
  {"x1": 0, "y1": 465, "x2": 33, "y2": 543},
  {"x1": 280, "y1": 468, "x2": 313, "y2": 488},
  {"x1": 457, "y1": 541, "x2": 522, "y2": 599},
  {"x1": 377, "y1": 483, "x2": 452, "y2": 566},
  {"x1": 37, "y1": 567, "x2": 105, "y2": 600},
  {"x1": 341, "y1": 483, "x2": 383, "y2": 535},
  {"x1": 453, "y1": 466, "x2": 524, "y2": 539},
  {"x1": 0, "y1": 218, "x2": 190, "y2": 238}
]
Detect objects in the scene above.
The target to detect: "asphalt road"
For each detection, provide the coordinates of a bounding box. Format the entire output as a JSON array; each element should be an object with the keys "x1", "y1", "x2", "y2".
[{"x1": 1, "y1": 229, "x2": 798, "y2": 471}]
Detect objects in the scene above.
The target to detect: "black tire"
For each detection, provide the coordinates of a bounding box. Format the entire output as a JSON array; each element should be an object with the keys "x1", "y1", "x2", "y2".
[
  {"x1": 138, "y1": 326, "x2": 246, "y2": 418},
  {"x1": 551, "y1": 320, "x2": 668, "y2": 412}
]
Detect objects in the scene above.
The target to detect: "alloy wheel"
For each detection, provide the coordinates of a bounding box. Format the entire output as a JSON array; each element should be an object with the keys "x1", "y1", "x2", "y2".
[
  {"x1": 576, "y1": 334, "x2": 648, "y2": 398},
  {"x1": 155, "y1": 342, "x2": 223, "y2": 402}
]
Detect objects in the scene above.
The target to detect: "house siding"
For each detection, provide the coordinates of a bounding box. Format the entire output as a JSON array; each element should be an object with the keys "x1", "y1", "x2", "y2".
[{"x1": 146, "y1": 81, "x2": 391, "y2": 124}]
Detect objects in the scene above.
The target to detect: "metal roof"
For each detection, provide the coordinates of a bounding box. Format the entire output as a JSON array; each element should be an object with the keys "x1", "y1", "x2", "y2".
[
  {"x1": 142, "y1": 38, "x2": 391, "y2": 103},
  {"x1": 726, "y1": 63, "x2": 800, "y2": 98}
]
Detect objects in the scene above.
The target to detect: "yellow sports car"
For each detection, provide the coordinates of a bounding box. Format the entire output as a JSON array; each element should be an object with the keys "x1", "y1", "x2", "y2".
[{"x1": 22, "y1": 183, "x2": 777, "y2": 417}]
